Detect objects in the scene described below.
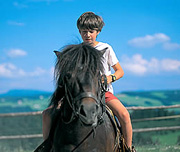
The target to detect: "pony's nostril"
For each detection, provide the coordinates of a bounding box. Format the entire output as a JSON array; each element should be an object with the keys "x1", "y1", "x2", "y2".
[
  {"x1": 80, "y1": 105, "x2": 86, "y2": 117},
  {"x1": 96, "y1": 104, "x2": 99, "y2": 110}
]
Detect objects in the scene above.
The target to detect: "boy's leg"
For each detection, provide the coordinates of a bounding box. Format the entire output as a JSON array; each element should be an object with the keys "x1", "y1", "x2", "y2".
[
  {"x1": 42, "y1": 106, "x2": 52, "y2": 140},
  {"x1": 106, "y1": 98, "x2": 132, "y2": 148},
  {"x1": 42, "y1": 100, "x2": 62, "y2": 140}
]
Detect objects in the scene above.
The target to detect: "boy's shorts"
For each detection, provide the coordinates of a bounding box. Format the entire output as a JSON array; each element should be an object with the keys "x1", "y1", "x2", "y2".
[{"x1": 105, "y1": 91, "x2": 118, "y2": 103}]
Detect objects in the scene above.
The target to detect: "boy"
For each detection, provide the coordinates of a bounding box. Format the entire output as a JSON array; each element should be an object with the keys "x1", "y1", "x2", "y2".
[
  {"x1": 77, "y1": 11, "x2": 132, "y2": 149},
  {"x1": 43, "y1": 12, "x2": 133, "y2": 150}
]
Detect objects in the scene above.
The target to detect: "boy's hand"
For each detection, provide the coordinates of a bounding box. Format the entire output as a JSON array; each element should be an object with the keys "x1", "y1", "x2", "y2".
[
  {"x1": 106, "y1": 75, "x2": 113, "y2": 84},
  {"x1": 101, "y1": 75, "x2": 112, "y2": 84}
]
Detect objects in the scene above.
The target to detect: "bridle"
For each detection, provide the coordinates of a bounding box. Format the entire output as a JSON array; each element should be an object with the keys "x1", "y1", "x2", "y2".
[
  {"x1": 62, "y1": 74, "x2": 108, "y2": 126},
  {"x1": 61, "y1": 74, "x2": 108, "y2": 152}
]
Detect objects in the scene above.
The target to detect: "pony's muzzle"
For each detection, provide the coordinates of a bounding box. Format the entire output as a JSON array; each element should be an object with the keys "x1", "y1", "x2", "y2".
[{"x1": 78, "y1": 102, "x2": 99, "y2": 126}]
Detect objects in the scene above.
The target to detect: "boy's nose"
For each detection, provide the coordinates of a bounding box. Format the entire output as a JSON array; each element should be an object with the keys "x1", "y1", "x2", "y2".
[{"x1": 86, "y1": 32, "x2": 91, "y2": 36}]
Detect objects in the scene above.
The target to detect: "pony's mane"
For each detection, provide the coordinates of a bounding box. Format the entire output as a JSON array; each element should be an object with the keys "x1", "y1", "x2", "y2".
[
  {"x1": 49, "y1": 43, "x2": 104, "y2": 108},
  {"x1": 54, "y1": 43, "x2": 104, "y2": 83}
]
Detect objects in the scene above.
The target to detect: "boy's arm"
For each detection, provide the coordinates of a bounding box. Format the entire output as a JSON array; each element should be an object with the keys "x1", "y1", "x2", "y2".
[{"x1": 107, "y1": 62, "x2": 124, "y2": 84}]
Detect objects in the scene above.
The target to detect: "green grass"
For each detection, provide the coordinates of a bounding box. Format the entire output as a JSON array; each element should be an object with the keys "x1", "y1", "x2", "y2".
[
  {"x1": 152, "y1": 131, "x2": 180, "y2": 145},
  {"x1": 0, "y1": 97, "x2": 50, "y2": 113},
  {"x1": 133, "y1": 131, "x2": 180, "y2": 152},
  {"x1": 135, "y1": 145, "x2": 180, "y2": 152},
  {"x1": 116, "y1": 93, "x2": 163, "y2": 107},
  {"x1": 150, "y1": 92, "x2": 167, "y2": 99},
  {"x1": 0, "y1": 89, "x2": 180, "y2": 151},
  {"x1": 0, "y1": 138, "x2": 43, "y2": 152},
  {"x1": 117, "y1": 90, "x2": 180, "y2": 106}
]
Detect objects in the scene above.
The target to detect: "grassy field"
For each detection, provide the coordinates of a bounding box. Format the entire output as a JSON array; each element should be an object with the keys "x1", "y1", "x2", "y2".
[
  {"x1": 136, "y1": 145, "x2": 180, "y2": 152},
  {"x1": 0, "y1": 89, "x2": 180, "y2": 151},
  {"x1": 0, "y1": 131, "x2": 180, "y2": 152},
  {"x1": 117, "y1": 90, "x2": 180, "y2": 107}
]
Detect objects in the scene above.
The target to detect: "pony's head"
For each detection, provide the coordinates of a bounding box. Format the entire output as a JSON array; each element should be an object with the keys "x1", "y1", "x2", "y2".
[{"x1": 50, "y1": 43, "x2": 106, "y2": 127}]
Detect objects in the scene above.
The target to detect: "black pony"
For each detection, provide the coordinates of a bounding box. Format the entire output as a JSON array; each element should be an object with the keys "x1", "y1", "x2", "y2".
[{"x1": 36, "y1": 43, "x2": 123, "y2": 152}]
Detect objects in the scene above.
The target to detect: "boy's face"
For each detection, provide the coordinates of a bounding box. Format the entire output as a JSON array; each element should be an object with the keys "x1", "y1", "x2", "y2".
[{"x1": 79, "y1": 29, "x2": 100, "y2": 46}]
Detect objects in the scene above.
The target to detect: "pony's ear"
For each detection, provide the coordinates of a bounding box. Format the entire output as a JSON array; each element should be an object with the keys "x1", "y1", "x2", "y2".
[
  {"x1": 100, "y1": 47, "x2": 108, "y2": 56},
  {"x1": 54, "y1": 50, "x2": 61, "y2": 57}
]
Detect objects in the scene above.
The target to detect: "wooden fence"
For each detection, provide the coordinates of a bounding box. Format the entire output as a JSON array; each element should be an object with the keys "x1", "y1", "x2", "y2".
[{"x1": 0, "y1": 104, "x2": 180, "y2": 140}]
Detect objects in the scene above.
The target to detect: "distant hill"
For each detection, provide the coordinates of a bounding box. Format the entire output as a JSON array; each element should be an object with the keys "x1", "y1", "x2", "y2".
[
  {"x1": 0, "y1": 89, "x2": 52, "y2": 97},
  {"x1": 0, "y1": 89, "x2": 52, "y2": 113},
  {"x1": 116, "y1": 89, "x2": 180, "y2": 107},
  {"x1": 0, "y1": 89, "x2": 180, "y2": 113}
]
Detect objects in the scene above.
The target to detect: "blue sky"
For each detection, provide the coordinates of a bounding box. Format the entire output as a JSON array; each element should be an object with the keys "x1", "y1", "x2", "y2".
[{"x1": 0, "y1": 0, "x2": 180, "y2": 94}]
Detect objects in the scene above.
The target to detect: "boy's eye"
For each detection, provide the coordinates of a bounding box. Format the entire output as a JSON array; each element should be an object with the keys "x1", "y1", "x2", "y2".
[
  {"x1": 82, "y1": 31, "x2": 87, "y2": 34},
  {"x1": 81, "y1": 30, "x2": 95, "y2": 34}
]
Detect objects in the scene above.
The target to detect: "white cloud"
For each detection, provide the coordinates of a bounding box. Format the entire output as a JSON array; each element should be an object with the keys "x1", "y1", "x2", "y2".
[
  {"x1": 128, "y1": 33, "x2": 180, "y2": 51},
  {"x1": 121, "y1": 54, "x2": 180, "y2": 76},
  {"x1": 0, "y1": 63, "x2": 52, "y2": 78},
  {"x1": 29, "y1": 67, "x2": 46, "y2": 76},
  {"x1": 162, "y1": 42, "x2": 180, "y2": 50},
  {"x1": 121, "y1": 54, "x2": 148, "y2": 76},
  {"x1": 0, "y1": 63, "x2": 26, "y2": 78},
  {"x1": 7, "y1": 21, "x2": 25, "y2": 26},
  {"x1": 161, "y1": 59, "x2": 180, "y2": 71},
  {"x1": 128, "y1": 33, "x2": 170, "y2": 48},
  {"x1": 7, "y1": 49, "x2": 27, "y2": 58}
]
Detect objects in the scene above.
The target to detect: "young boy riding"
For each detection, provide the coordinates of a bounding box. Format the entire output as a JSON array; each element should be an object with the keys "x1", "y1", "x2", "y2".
[{"x1": 42, "y1": 11, "x2": 133, "y2": 151}]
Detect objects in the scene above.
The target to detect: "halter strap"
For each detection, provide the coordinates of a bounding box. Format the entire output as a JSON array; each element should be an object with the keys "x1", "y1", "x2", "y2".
[
  {"x1": 74, "y1": 92, "x2": 98, "y2": 103},
  {"x1": 62, "y1": 74, "x2": 108, "y2": 125}
]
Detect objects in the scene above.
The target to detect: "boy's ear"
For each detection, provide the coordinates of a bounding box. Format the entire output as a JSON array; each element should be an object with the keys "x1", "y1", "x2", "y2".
[
  {"x1": 54, "y1": 50, "x2": 61, "y2": 57},
  {"x1": 96, "y1": 31, "x2": 100, "y2": 38}
]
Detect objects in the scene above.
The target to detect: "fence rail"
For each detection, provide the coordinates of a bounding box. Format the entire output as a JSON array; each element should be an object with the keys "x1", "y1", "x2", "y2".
[
  {"x1": 0, "y1": 134, "x2": 43, "y2": 140},
  {"x1": 1, "y1": 104, "x2": 180, "y2": 117},
  {"x1": 0, "y1": 105, "x2": 180, "y2": 140},
  {"x1": 0, "y1": 111, "x2": 42, "y2": 117},
  {"x1": 1, "y1": 126, "x2": 180, "y2": 140},
  {"x1": 126, "y1": 104, "x2": 180, "y2": 110},
  {"x1": 133, "y1": 126, "x2": 180, "y2": 133},
  {"x1": 132, "y1": 114, "x2": 180, "y2": 122}
]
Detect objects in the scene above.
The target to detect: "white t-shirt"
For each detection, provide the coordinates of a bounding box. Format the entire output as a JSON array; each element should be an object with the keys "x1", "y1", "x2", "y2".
[{"x1": 94, "y1": 42, "x2": 119, "y2": 94}]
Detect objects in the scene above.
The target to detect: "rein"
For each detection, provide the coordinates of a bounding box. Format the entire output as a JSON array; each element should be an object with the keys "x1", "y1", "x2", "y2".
[
  {"x1": 71, "y1": 129, "x2": 94, "y2": 152},
  {"x1": 62, "y1": 74, "x2": 108, "y2": 152}
]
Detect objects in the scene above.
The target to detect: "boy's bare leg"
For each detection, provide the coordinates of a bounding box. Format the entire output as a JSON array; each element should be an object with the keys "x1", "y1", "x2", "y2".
[
  {"x1": 106, "y1": 99, "x2": 132, "y2": 148},
  {"x1": 42, "y1": 106, "x2": 52, "y2": 140},
  {"x1": 42, "y1": 100, "x2": 62, "y2": 140}
]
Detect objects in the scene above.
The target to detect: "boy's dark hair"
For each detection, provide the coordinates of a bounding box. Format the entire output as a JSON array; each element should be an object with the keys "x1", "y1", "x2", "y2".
[{"x1": 77, "y1": 12, "x2": 105, "y2": 32}]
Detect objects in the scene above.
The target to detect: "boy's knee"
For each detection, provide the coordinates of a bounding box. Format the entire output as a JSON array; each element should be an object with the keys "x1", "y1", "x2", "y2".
[
  {"x1": 120, "y1": 110, "x2": 130, "y2": 123},
  {"x1": 42, "y1": 108, "x2": 51, "y2": 118}
]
